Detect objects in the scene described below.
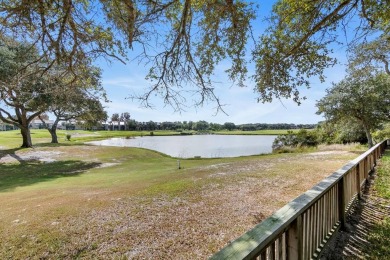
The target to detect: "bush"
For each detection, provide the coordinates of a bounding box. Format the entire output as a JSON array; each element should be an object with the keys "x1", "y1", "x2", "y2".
[
  {"x1": 66, "y1": 134, "x2": 71, "y2": 141},
  {"x1": 373, "y1": 124, "x2": 390, "y2": 143},
  {"x1": 272, "y1": 129, "x2": 318, "y2": 152},
  {"x1": 316, "y1": 120, "x2": 367, "y2": 144}
]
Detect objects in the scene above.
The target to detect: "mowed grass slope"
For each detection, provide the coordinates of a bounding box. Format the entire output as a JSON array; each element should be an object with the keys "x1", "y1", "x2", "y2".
[{"x1": 0, "y1": 130, "x2": 366, "y2": 258}]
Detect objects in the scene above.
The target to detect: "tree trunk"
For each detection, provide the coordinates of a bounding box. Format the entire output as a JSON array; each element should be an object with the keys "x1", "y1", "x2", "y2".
[
  {"x1": 50, "y1": 120, "x2": 60, "y2": 143},
  {"x1": 20, "y1": 126, "x2": 33, "y2": 148},
  {"x1": 50, "y1": 128, "x2": 58, "y2": 143},
  {"x1": 40, "y1": 116, "x2": 60, "y2": 143},
  {"x1": 363, "y1": 125, "x2": 374, "y2": 148}
]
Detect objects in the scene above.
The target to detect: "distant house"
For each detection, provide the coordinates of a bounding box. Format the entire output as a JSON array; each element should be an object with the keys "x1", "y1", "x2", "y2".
[
  {"x1": 101, "y1": 121, "x2": 110, "y2": 130},
  {"x1": 29, "y1": 118, "x2": 54, "y2": 129},
  {"x1": 60, "y1": 119, "x2": 78, "y2": 130},
  {"x1": 109, "y1": 121, "x2": 125, "y2": 131},
  {"x1": 0, "y1": 120, "x2": 17, "y2": 131}
]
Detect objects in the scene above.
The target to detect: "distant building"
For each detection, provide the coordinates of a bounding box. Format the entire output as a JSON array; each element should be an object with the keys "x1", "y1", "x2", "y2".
[
  {"x1": 58, "y1": 119, "x2": 106, "y2": 131},
  {"x1": 0, "y1": 120, "x2": 17, "y2": 131},
  {"x1": 109, "y1": 121, "x2": 125, "y2": 131},
  {"x1": 29, "y1": 118, "x2": 54, "y2": 129}
]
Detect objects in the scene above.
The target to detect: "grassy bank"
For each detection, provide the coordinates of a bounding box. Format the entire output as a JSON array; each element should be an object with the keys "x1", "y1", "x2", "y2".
[
  {"x1": 366, "y1": 150, "x2": 390, "y2": 258},
  {"x1": 0, "y1": 131, "x2": 366, "y2": 258}
]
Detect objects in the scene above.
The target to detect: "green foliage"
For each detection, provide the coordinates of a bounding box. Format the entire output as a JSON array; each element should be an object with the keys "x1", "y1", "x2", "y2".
[
  {"x1": 272, "y1": 129, "x2": 318, "y2": 151},
  {"x1": 193, "y1": 120, "x2": 209, "y2": 131},
  {"x1": 76, "y1": 100, "x2": 107, "y2": 130},
  {"x1": 0, "y1": 39, "x2": 107, "y2": 145},
  {"x1": 1, "y1": 1, "x2": 389, "y2": 110},
  {"x1": 223, "y1": 122, "x2": 236, "y2": 131},
  {"x1": 47, "y1": 67, "x2": 107, "y2": 135},
  {"x1": 253, "y1": 0, "x2": 390, "y2": 104},
  {"x1": 373, "y1": 124, "x2": 390, "y2": 143},
  {"x1": 0, "y1": 160, "x2": 100, "y2": 192},
  {"x1": 349, "y1": 35, "x2": 390, "y2": 75},
  {"x1": 317, "y1": 69, "x2": 390, "y2": 147},
  {"x1": 316, "y1": 120, "x2": 368, "y2": 145},
  {"x1": 375, "y1": 151, "x2": 390, "y2": 199},
  {"x1": 0, "y1": 40, "x2": 58, "y2": 147},
  {"x1": 367, "y1": 217, "x2": 390, "y2": 258},
  {"x1": 0, "y1": 41, "x2": 51, "y2": 115},
  {"x1": 0, "y1": 0, "x2": 255, "y2": 111},
  {"x1": 365, "y1": 151, "x2": 390, "y2": 257}
]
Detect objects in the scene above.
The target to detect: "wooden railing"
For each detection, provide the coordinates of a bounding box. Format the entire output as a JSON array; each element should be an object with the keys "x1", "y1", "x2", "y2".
[{"x1": 211, "y1": 140, "x2": 388, "y2": 260}]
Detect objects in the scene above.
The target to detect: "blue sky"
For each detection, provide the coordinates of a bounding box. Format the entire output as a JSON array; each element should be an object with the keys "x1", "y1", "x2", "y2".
[{"x1": 98, "y1": 1, "x2": 349, "y2": 124}]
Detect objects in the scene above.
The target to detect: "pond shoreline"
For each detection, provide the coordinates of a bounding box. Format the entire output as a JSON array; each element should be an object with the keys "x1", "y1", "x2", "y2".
[{"x1": 86, "y1": 135, "x2": 278, "y2": 158}]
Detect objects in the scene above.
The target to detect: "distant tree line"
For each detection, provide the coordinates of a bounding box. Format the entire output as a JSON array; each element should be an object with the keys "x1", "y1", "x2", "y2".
[{"x1": 108, "y1": 114, "x2": 316, "y2": 132}]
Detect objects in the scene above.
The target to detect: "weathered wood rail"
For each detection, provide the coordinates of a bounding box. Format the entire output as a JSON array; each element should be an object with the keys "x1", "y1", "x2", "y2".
[{"x1": 211, "y1": 140, "x2": 388, "y2": 260}]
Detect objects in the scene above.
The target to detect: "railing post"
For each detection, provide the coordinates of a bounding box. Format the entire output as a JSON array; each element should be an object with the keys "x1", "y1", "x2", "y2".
[
  {"x1": 364, "y1": 157, "x2": 368, "y2": 179},
  {"x1": 356, "y1": 164, "x2": 361, "y2": 200},
  {"x1": 338, "y1": 177, "x2": 346, "y2": 230},
  {"x1": 287, "y1": 215, "x2": 303, "y2": 260}
]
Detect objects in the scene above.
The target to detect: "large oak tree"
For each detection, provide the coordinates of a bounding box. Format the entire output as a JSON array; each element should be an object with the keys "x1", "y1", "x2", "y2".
[
  {"x1": 0, "y1": 39, "x2": 107, "y2": 147},
  {"x1": 316, "y1": 68, "x2": 390, "y2": 147},
  {"x1": 0, "y1": 40, "x2": 52, "y2": 147},
  {"x1": 40, "y1": 72, "x2": 107, "y2": 143}
]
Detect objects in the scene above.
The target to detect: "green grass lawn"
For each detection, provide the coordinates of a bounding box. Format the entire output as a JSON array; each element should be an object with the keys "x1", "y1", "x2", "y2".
[{"x1": 366, "y1": 150, "x2": 390, "y2": 258}]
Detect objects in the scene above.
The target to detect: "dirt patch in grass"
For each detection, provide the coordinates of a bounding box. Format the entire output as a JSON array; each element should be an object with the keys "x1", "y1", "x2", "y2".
[
  {"x1": 0, "y1": 150, "x2": 63, "y2": 164},
  {"x1": 307, "y1": 150, "x2": 349, "y2": 156},
  {"x1": 97, "y1": 162, "x2": 120, "y2": 168},
  {"x1": 0, "y1": 146, "x2": 364, "y2": 259},
  {"x1": 70, "y1": 132, "x2": 101, "y2": 138}
]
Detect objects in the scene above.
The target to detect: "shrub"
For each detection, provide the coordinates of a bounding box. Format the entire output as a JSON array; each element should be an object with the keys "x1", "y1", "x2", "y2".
[
  {"x1": 66, "y1": 134, "x2": 71, "y2": 141},
  {"x1": 272, "y1": 129, "x2": 318, "y2": 152},
  {"x1": 373, "y1": 124, "x2": 390, "y2": 143}
]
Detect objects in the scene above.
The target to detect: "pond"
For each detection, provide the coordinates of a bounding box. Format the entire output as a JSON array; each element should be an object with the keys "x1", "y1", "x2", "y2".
[{"x1": 87, "y1": 135, "x2": 277, "y2": 158}]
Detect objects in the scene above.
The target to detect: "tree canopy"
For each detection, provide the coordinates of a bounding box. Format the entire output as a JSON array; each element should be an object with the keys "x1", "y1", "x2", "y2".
[
  {"x1": 0, "y1": 40, "x2": 53, "y2": 147},
  {"x1": 0, "y1": 0, "x2": 389, "y2": 110},
  {"x1": 254, "y1": 0, "x2": 390, "y2": 104},
  {"x1": 41, "y1": 66, "x2": 107, "y2": 143},
  {"x1": 316, "y1": 68, "x2": 390, "y2": 147},
  {"x1": 0, "y1": 38, "x2": 107, "y2": 146},
  {"x1": 0, "y1": 0, "x2": 255, "y2": 111}
]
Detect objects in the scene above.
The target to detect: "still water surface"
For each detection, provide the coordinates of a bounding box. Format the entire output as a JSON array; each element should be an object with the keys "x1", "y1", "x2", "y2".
[{"x1": 88, "y1": 135, "x2": 277, "y2": 158}]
